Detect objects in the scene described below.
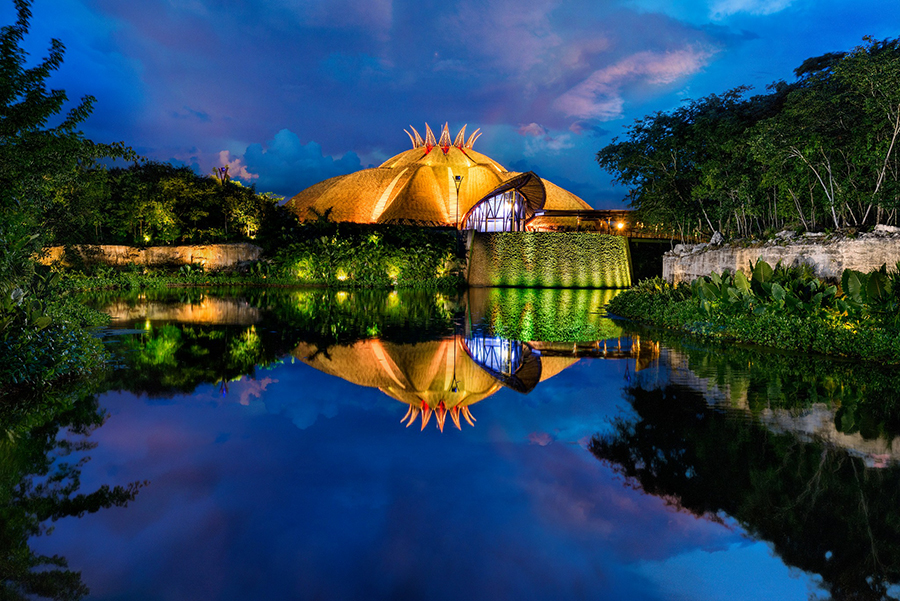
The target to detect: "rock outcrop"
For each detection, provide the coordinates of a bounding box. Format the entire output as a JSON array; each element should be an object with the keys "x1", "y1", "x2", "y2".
[
  {"x1": 663, "y1": 227, "x2": 900, "y2": 284},
  {"x1": 41, "y1": 243, "x2": 263, "y2": 271}
]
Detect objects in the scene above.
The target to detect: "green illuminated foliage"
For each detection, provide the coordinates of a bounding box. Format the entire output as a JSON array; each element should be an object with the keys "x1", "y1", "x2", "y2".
[
  {"x1": 609, "y1": 261, "x2": 900, "y2": 362},
  {"x1": 271, "y1": 223, "x2": 462, "y2": 289},
  {"x1": 469, "y1": 288, "x2": 623, "y2": 342},
  {"x1": 470, "y1": 232, "x2": 631, "y2": 288}
]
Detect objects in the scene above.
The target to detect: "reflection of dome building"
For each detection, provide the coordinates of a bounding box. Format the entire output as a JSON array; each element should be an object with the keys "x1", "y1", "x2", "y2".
[
  {"x1": 286, "y1": 123, "x2": 593, "y2": 231},
  {"x1": 293, "y1": 335, "x2": 579, "y2": 431}
]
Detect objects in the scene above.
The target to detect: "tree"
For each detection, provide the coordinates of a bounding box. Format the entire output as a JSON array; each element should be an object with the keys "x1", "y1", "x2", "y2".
[
  {"x1": 597, "y1": 37, "x2": 900, "y2": 237},
  {"x1": 0, "y1": 0, "x2": 132, "y2": 286}
]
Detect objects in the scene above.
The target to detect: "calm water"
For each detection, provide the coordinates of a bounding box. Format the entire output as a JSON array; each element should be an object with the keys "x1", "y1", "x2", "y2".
[{"x1": 13, "y1": 287, "x2": 900, "y2": 600}]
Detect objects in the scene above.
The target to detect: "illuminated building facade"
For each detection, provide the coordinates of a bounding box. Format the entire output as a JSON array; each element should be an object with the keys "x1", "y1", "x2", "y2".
[{"x1": 286, "y1": 123, "x2": 595, "y2": 231}]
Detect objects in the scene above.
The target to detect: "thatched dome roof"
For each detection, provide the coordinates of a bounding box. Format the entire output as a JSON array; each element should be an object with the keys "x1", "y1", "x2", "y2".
[{"x1": 285, "y1": 123, "x2": 593, "y2": 228}]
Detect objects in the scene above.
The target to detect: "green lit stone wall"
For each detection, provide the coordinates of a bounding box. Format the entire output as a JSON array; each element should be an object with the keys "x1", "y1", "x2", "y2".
[{"x1": 467, "y1": 232, "x2": 632, "y2": 288}]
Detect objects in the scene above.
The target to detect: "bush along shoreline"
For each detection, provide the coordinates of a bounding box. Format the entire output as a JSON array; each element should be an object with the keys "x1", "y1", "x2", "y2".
[
  {"x1": 54, "y1": 223, "x2": 466, "y2": 292},
  {"x1": 607, "y1": 260, "x2": 900, "y2": 364}
]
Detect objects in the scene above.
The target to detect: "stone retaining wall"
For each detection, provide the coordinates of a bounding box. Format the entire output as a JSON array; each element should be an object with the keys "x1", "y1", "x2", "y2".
[
  {"x1": 41, "y1": 243, "x2": 263, "y2": 271},
  {"x1": 663, "y1": 228, "x2": 900, "y2": 284}
]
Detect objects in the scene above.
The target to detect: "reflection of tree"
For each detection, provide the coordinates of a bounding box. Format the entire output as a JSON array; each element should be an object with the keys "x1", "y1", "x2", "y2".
[
  {"x1": 101, "y1": 289, "x2": 459, "y2": 397},
  {"x1": 590, "y1": 383, "x2": 900, "y2": 600},
  {"x1": 108, "y1": 323, "x2": 278, "y2": 396},
  {"x1": 623, "y1": 322, "x2": 900, "y2": 439},
  {"x1": 0, "y1": 384, "x2": 143, "y2": 600},
  {"x1": 273, "y1": 289, "x2": 457, "y2": 350}
]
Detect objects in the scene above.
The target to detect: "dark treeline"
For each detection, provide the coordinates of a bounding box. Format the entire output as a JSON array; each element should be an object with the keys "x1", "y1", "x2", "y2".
[
  {"x1": 597, "y1": 36, "x2": 900, "y2": 239},
  {"x1": 48, "y1": 161, "x2": 283, "y2": 246}
]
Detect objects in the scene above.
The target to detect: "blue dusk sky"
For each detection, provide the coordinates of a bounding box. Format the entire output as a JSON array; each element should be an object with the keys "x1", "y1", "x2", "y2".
[{"x1": 4, "y1": 0, "x2": 900, "y2": 207}]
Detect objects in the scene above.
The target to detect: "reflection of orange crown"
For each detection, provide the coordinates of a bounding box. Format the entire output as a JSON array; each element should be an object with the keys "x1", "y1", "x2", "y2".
[{"x1": 400, "y1": 399, "x2": 477, "y2": 431}]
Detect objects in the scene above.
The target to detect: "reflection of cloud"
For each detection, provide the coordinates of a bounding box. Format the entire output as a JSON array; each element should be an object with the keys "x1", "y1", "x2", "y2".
[
  {"x1": 515, "y1": 443, "x2": 735, "y2": 560},
  {"x1": 554, "y1": 47, "x2": 716, "y2": 120},
  {"x1": 237, "y1": 377, "x2": 275, "y2": 406},
  {"x1": 527, "y1": 431, "x2": 554, "y2": 446}
]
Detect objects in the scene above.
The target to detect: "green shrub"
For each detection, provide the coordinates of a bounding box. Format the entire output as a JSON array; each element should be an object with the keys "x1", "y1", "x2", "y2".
[{"x1": 608, "y1": 261, "x2": 900, "y2": 363}]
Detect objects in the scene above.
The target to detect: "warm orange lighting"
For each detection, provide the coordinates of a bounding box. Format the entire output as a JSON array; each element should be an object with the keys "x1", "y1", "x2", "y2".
[{"x1": 616, "y1": 222, "x2": 624, "y2": 230}]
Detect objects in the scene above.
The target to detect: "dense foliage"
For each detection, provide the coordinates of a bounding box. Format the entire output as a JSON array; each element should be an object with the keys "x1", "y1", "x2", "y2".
[
  {"x1": 607, "y1": 260, "x2": 900, "y2": 362},
  {"x1": 270, "y1": 221, "x2": 464, "y2": 288},
  {"x1": 468, "y1": 232, "x2": 631, "y2": 288},
  {"x1": 597, "y1": 36, "x2": 900, "y2": 238},
  {"x1": 0, "y1": 1, "x2": 131, "y2": 292},
  {"x1": 47, "y1": 161, "x2": 283, "y2": 246},
  {"x1": 0, "y1": 0, "x2": 124, "y2": 391}
]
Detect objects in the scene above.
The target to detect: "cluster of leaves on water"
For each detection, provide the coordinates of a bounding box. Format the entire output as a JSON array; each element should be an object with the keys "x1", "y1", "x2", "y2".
[
  {"x1": 591, "y1": 382, "x2": 900, "y2": 600},
  {"x1": 608, "y1": 260, "x2": 900, "y2": 363}
]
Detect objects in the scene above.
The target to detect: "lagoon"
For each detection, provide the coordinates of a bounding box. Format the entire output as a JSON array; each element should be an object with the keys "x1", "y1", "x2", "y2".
[{"x1": 18, "y1": 287, "x2": 900, "y2": 600}]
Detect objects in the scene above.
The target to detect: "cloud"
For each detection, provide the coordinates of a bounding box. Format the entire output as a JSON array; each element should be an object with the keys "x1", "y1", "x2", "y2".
[
  {"x1": 518, "y1": 123, "x2": 548, "y2": 137},
  {"x1": 523, "y1": 131, "x2": 575, "y2": 157},
  {"x1": 568, "y1": 121, "x2": 610, "y2": 137},
  {"x1": 708, "y1": 0, "x2": 795, "y2": 20},
  {"x1": 554, "y1": 46, "x2": 717, "y2": 120},
  {"x1": 226, "y1": 129, "x2": 362, "y2": 197},
  {"x1": 217, "y1": 151, "x2": 257, "y2": 181}
]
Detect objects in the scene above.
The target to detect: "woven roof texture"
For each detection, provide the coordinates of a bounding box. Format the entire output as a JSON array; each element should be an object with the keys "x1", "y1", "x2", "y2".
[{"x1": 285, "y1": 126, "x2": 593, "y2": 228}]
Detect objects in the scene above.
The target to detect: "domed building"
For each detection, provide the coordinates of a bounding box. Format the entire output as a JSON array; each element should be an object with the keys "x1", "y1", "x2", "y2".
[
  {"x1": 286, "y1": 123, "x2": 594, "y2": 231},
  {"x1": 292, "y1": 334, "x2": 580, "y2": 431}
]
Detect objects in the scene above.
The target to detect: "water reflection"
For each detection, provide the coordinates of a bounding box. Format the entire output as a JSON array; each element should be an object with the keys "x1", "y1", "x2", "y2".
[
  {"x1": 632, "y1": 336, "x2": 900, "y2": 465},
  {"x1": 591, "y1": 335, "x2": 900, "y2": 600},
  {"x1": 592, "y1": 380, "x2": 900, "y2": 600},
  {"x1": 0, "y1": 383, "x2": 143, "y2": 600},
  {"x1": 98, "y1": 287, "x2": 645, "y2": 431},
  {"x1": 44, "y1": 286, "x2": 900, "y2": 600}
]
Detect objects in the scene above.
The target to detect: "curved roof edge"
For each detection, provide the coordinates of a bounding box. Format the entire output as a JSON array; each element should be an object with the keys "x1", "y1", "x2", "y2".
[{"x1": 461, "y1": 171, "x2": 547, "y2": 225}]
